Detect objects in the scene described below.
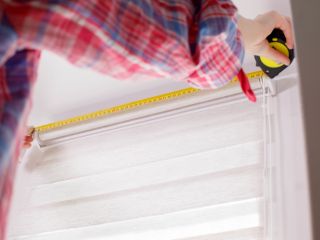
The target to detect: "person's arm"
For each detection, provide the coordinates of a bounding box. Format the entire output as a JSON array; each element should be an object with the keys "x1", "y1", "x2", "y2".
[
  {"x1": 4, "y1": 0, "x2": 244, "y2": 89},
  {"x1": 0, "y1": 47, "x2": 40, "y2": 240},
  {"x1": 0, "y1": 15, "x2": 39, "y2": 232},
  {"x1": 4, "y1": 1, "x2": 294, "y2": 90}
]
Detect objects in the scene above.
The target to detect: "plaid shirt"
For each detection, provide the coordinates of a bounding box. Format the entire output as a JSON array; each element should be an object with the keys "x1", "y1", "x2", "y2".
[{"x1": 0, "y1": 0, "x2": 245, "y2": 238}]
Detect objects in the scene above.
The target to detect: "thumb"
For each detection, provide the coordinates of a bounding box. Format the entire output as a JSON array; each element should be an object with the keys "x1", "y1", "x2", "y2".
[{"x1": 259, "y1": 40, "x2": 290, "y2": 66}]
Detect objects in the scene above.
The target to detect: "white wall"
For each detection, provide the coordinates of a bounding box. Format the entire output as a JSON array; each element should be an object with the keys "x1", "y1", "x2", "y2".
[{"x1": 290, "y1": 0, "x2": 320, "y2": 239}]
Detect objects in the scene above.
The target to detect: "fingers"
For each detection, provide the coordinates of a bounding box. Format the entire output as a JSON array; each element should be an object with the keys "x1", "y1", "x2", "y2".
[
  {"x1": 260, "y1": 40, "x2": 291, "y2": 65},
  {"x1": 27, "y1": 126, "x2": 35, "y2": 136},
  {"x1": 24, "y1": 135, "x2": 33, "y2": 142},
  {"x1": 23, "y1": 127, "x2": 34, "y2": 149},
  {"x1": 23, "y1": 142, "x2": 32, "y2": 149},
  {"x1": 271, "y1": 11, "x2": 294, "y2": 49},
  {"x1": 23, "y1": 135, "x2": 33, "y2": 149},
  {"x1": 284, "y1": 16, "x2": 294, "y2": 49}
]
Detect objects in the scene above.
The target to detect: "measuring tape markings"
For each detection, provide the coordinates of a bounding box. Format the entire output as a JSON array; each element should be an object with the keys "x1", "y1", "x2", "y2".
[{"x1": 35, "y1": 70, "x2": 264, "y2": 133}]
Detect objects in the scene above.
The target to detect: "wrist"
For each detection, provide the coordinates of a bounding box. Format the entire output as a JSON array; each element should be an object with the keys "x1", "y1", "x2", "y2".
[
  {"x1": 237, "y1": 15, "x2": 250, "y2": 52},
  {"x1": 237, "y1": 15, "x2": 260, "y2": 55}
]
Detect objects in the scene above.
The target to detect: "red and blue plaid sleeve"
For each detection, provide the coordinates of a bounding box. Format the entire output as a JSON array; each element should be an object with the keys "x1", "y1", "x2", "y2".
[
  {"x1": 1, "y1": 1, "x2": 245, "y2": 238},
  {"x1": 1, "y1": 5, "x2": 41, "y2": 239},
  {"x1": 4, "y1": 0, "x2": 244, "y2": 86},
  {"x1": 0, "y1": 49, "x2": 41, "y2": 240}
]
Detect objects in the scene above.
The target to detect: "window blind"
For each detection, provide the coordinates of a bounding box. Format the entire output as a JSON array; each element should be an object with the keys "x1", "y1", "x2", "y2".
[{"x1": 8, "y1": 97, "x2": 265, "y2": 240}]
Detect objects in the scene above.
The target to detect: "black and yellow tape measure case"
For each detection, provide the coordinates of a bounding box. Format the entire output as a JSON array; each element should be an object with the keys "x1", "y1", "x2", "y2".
[{"x1": 255, "y1": 28, "x2": 295, "y2": 78}]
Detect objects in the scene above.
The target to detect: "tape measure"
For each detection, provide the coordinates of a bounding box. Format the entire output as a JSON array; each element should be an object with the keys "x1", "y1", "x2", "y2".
[
  {"x1": 255, "y1": 28, "x2": 294, "y2": 78},
  {"x1": 35, "y1": 70, "x2": 264, "y2": 133}
]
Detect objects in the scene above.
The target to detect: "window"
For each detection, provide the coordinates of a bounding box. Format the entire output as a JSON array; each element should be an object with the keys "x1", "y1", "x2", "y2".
[{"x1": 9, "y1": 81, "x2": 267, "y2": 240}]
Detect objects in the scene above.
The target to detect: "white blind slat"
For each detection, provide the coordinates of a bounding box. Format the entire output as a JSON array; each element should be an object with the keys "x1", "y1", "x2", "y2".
[{"x1": 13, "y1": 200, "x2": 262, "y2": 240}]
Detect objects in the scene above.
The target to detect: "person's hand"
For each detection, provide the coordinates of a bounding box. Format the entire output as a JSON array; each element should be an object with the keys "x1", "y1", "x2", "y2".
[
  {"x1": 23, "y1": 127, "x2": 34, "y2": 149},
  {"x1": 238, "y1": 11, "x2": 294, "y2": 65}
]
